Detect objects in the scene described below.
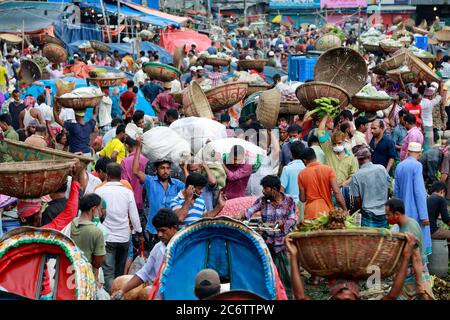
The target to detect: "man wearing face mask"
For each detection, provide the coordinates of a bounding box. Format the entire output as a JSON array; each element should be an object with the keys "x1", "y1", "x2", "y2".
[
  {"x1": 279, "y1": 124, "x2": 304, "y2": 175},
  {"x1": 171, "y1": 172, "x2": 226, "y2": 226}
]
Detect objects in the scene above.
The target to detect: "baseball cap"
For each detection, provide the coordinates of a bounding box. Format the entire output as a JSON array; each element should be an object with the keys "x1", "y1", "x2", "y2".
[
  {"x1": 196, "y1": 66, "x2": 204, "y2": 71},
  {"x1": 195, "y1": 269, "x2": 221, "y2": 299},
  {"x1": 408, "y1": 142, "x2": 422, "y2": 152},
  {"x1": 430, "y1": 82, "x2": 439, "y2": 89},
  {"x1": 190, "y1": 66, "x2": 197, "y2": 72},
  {"x1": 268, "y1": 51, "x2": 274, "y2": 57}
]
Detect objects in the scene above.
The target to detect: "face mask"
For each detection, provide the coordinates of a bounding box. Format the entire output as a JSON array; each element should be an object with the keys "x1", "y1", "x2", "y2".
[{"x1": 333, "y1": 145, "x2": 345, "y2": 153}]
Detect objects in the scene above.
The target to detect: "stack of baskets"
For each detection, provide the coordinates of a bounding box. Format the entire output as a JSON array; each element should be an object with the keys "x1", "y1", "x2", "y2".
[
  {"x1": 255, "y1": 88, "x2": 281, "y2": 129},
  {"x1": 204, "y1": 82, "x2": 248, "y2": 112},
  {"x1": 182, "y1": 81, "x2": 214, "y2": 119}
]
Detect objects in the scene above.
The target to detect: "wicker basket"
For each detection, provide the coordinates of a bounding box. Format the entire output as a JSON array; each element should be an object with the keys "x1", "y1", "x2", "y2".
[
  {"x1": 56, "y1": 95, "x2": 104, "y2": 110},
  {"x1": 143, "y1": 62, "x2": 181, "y2": 82},
  {"x1": 173, "y1": 44, "x2": 185, "y2": 71},
  {"x1": 205, "y1": 57, "x2": 231, "y2": 67},
  {"x1": 289, "y1": 229, "x2": 407, "y2": 279},
  {"x1": 412, "y1": 27, "x2": 429, "y2": 35},
  {"x1": 351, "y1": 96, "x2": 393, "y2": 112},
  {"x1": 90, "y1": 40, "x2": 110, "y2": 52},
  {"x1": 363, "y1": 43, "x2": 381, "y2": 53},
  {"x1": 374, "y1": 51, "x2": 407, "y2": 75},
  {"x1": 246, "y1": 84, "x2": 271, "y2": 97},
  {"x1": 279, "y1": 100, "x2": 306, "y2": 115},
  {"x1": 20, "y1": 59, "x2": 44, "y2": 84},
  {"x1": 204, "y1": 82, "x2": 248, "y2": 112},
  {"x1": 170, "y1": 90, "x2": 184, "y2": 104},
  {"x1": 256, "y1": 88, "x2": 281, "y2": 129},
  {"x1": 182, "y1": 81, "x2": 213, "y2": 119},
  {"x1": 380, "y1": 43, "x2": 404, "y2": 53},
  {"x1": 43, "y1": 43, "x2": 68, "y2": 64},
  {"x1": 0, "y1": 33, "x2": 22, "y2": 44},
  {"x1": 417, "y1": 56, "x2": 435, "y2": 65},
  {"x1": 87, "y1": 77, "x2": 125, "y2": 88},
  {"x1": 237, "y1": 59, "x2": 268, "y2": 72},
  {"x1": 79, "y1": 47, "x2": 95, "y2": 54},
  {"x1": 295, "y1": 81, "x2": 351, "y2": 111},
  {"x1": 3, "y1": 138, "x2": 94, "y2": 167},
  {"x1": 315, "y1": 34, "x2": 341, "y2": 52},
  {"x1": 314, "y1": 47, "x2": 367, "y2": 97},
  {"x1": 0, "y1": 160, "x2": 76, "y2": 198},
  {"x1": 405, "y1": 52, "x2": 440, "y2": 83},
  {"x1": 386, "y1": 69, "x2": 418, "y2": 84},
  {"x1": 44, "y1": 34, "x2": 64, "y2": 47},
  {"x1": 435, "y1": 30, "x2": 450, "y2": 42}
]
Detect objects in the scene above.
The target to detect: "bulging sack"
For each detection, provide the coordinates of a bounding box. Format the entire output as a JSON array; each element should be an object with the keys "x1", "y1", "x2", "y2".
[{"x1": 141, "y1": 126, "x2": 190, "y2": 164}]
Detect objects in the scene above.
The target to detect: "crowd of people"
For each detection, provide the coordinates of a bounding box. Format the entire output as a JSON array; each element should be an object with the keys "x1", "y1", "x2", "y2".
[{"x1": 0, "y1": 18, "x2": 449, "y2": 301}]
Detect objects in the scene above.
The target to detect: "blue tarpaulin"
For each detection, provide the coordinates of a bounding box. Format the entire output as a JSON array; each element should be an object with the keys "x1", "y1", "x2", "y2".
[{"x1": 54, "y1": 21, "x2": 104, "y2": 50}]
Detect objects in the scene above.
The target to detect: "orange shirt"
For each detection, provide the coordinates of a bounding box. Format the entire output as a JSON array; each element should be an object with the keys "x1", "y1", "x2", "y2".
[{"x1": 298, "y1": 162, "x2": 336, "y2": 219}]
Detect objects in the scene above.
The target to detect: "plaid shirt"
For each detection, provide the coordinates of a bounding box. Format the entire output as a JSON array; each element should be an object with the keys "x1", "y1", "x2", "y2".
[
  {"x1": 207, "y1": 71, "x2": 228, "y2": 87},
  {"x1": 245, "y1": 193, "x2": 297, "y2": 253}
]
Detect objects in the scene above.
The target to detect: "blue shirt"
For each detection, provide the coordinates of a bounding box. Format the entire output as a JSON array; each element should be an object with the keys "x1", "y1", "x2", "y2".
[
  {"x1": 207, "y1": 47, "x2": 218, "y2": 55},
  {"x1": 143, "y1": 175, "x2": 185, "y2": 234},
  {"x1": 111, "y1": 95, "x2": 121, "y2": 119},
  {"x1": 141, "y1": 82, "x2": 164, "y2": 104},
  {"x1": 64, "y1": 119, "x2": 96, "y2": 154},
  {"x1": 391, "y1": 124, "x2": 408, "y2": 160},
  {"x1": 369, "y1": 134, "x2": 396, "y2": 169},
  {"x1": 280, "y1": 160, "x2": 305, "y2": 203},
  {"x1": 170, "y1": 191, "x2": 207, "y2": 226},
  {"x1": 281, "y1": 141, "x2": 305, "y2": 167}
]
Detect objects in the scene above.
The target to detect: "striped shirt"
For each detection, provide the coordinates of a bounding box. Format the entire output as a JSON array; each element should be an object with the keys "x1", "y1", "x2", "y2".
[{"x1": 170, "y1": 191, "x2": 206, "y2": 226}]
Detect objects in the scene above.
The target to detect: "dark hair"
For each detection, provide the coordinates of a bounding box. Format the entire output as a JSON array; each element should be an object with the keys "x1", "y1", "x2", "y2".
[
  {"x1": 260, "y1": 175, "x2": 281, "y2": 191},
  {"x1": 299, "y1": 147, "x2": 316, "y2": 162},
  {"x1": 339, "y1": 110, "x2": 353, "y2": 121},
  {"x1": 398, "y1": 92, "x2": 407, "y2": 100},
  {"x1": 411, "y1": 93, "x2": 420, "y2": 100},
  {"x1": 154, "y1": 160, "x2": 172, "y2": 169},
  {"x1": 186, "y1": 172, "x2": 208, "y2": 188},
  {"x1": 418, "y1": 85, "x2": 426, "y2": 95},
  {"x1": 140, "y1": 50, "x2": 145, "y2": 56},
  {"x1": 95, "y1": 157, "x2": 113, "y2": 173},
  {"x1": 133, "y1": 110, "x2": 145, "y2": 124},
  {"x1": 154, "y1": 54, "x2": 159, "y2": 60},
  {"x1": 404, "y1": 113, "x2": 417, "y2": 125},
  {"x1": 430, "y1": 182, "x2": 447, "y2": 194},
  {"x1": 12, "y1": 89, "x2": 19, "y2": 95},
  {"x1": 124, "y1": 137, "x2": 136, "y2": 148},
  {"x1": 290, "y1": 141, "x2": 305, "y2": 159},
  {"x1": 166, "y1": 109, "x2": 179, "y2": 119},
  {"x1": 273, "y1": 74, "x2": 281, "y2": 83},
  {"x1": 355, "y1": 116, "x2": 369, "y2": 129},
  {"x1": 287, "y1": 124, "x2": 301, "y2": 134},
  {"x1": 116, "y1": 124, "x2": 126, "y2": 135},
  {"x1": 36, "y1": 125, "x2": 46, "y2": 134},
  {"x1": 398, "y1": 109, "x2": 408, "y2": 119},
  {"x1": 307, "y1": 135, "x2": 319, "y2": 147},
  {"x1": 152, "y1": 208, "x2": 179, "y2": 229},
  {"x1": 385, "y1": 198, "x2": 405, "y2": 215},
  {"x1": 444, "y1": 55, "x2": 450, "y2": 63},
  {"x1": 106, "y1": 162, "x2": 122, "y2": 180},
  {"x1": 55, "y1": 180, "x2": 68, "y2": 194},
  {"x1": 79, "y1": 193, "x2": 102, "y2": 212},
  {"x1": 340, "y1": 122, "x2": 351, "y2": 133},
  {"x1": 133, "y1": 86, "x2": 139, "y2": 94},
  {"x1": 127, "y1": 80, "x2": 135, "y2": 88},
  {"x1": 55, "y1": 131, "x2": 67, "y2": 145},
  {"x1": 374, "y1": 119, "x2": 385, "y2": 129},
  {"x1": 0, "y1": 113, "x2": 12, "y2": 126},
  {"x1": 220, "y1": 113, "x2": 230, "y2": 122},
  {"x1": 37, "y1": 94, "x2": 46, "y2": 104}
]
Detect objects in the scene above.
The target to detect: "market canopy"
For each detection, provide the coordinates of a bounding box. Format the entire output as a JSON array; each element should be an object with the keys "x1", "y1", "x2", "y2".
[
  {"x1": 122, "y1": 2, "x2": 189, "y2": 25},
  {"x1": 160, "y1": 28, "x2": 211, "y2": 55}
]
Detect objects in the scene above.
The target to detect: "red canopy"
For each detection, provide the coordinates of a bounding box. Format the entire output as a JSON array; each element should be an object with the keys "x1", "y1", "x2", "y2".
[{"x1": 160, "y1": 28, "x2": 211, "y2": 55}]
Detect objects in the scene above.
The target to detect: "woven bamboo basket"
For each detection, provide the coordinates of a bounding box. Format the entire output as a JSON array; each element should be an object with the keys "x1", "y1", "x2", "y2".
[
  {"x1": 435, "y1": 30, "x2": 450, "y2": 42},
  {"x1": 412, "y1": 27, "x2": 429, "y2": 36},
  {"x1": 290, "y1": 229, "x2": 407, "y2": 279},
  {"x1": 182, "y1": 81, "x2": 213, "y2": 119},
  {"x1": 20, "y1": 58, "x2": 49, "y2": 84},
  {"x1": 374, "y1": 51, "x2": 407, "y2": 75},
  {"x1": 3, "y1": 138, "x2": 94, "y2": 167},
  {"x1": 204, "y1": 82, "x2": 248, "y2": 112},
  {"x1": 279, "y1": 100, "x2": 306, "y2": 115},
  {"x1": 44, "y1": 34, "x2": 64, "y2": 47},
  {"x1": 0, "y1": 160, "x2": 76, "y2": 198},
  {"x1": 380, "y1": 43, "x2": 404, "y2": 53},
  {"x1": 417, "y1": 56, "x2": 435, "y2": 65},
  {"x1": 386, "y1": 69, "x2": 418, "y2": 84},
  {"x1": 296, "y1": 81, "x2": 351, "y2": 111},
  {"x1": 363, "y1": 43, "x2": 381, "y2": 53},
  {"x1": 405, "y1": 52, "x2": 440, "y2": 83},
  {"x1": 256, "y1": 88, "x2": 281, "y2": 129},
  {"x1": 351, "y1": 96, "x2": 393, "y2": 112},
  {"x1": 315, "y1": 34, "x2": 342, "y2": 52},
  {"x1": 143, "y1": 62, "x2": 181, "y2": 82},
  {"x1": 0, "y1": 33, "x2": 22, "y2": 44},
  {"x1": 170, "y1": 91, "x2": 184, "y2": 104},
  {"x1": 173, "y1": 44, "x2": 185, "y2": 70},
  {"x1": 90, "y1": 40, "x2": 110, "y2": 52},
  {"x1": 87, "y1": 77, "x2": 125, "y2": 88},
  {"x1": 204, "y1": 57, "x2": 231, "y2": 67},
  {"x1": 56, "y1": 95, "x2": 104, "y2": 110},
  {"x1": 314, "y1": 47, "x2": 367, "y2": 97},
  {"x1": 237, "y1": 59, "x2": 268, "y2": 72},
  {"x1": 79, "y1": 46, "x2": 95, "y2": 53},
  {"x1": 246, "y1": 84, "x2": 271, "y2": 97},
  {"x1": 43, "y1": 43, "x2": 68, "y2": 64}
]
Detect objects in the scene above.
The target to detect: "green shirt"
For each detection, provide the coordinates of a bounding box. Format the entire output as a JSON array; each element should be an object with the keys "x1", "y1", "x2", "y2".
[
  {"x1": 0, "y1": 127, "x2": 19, "y2": 163},
  {"x1": 70, "y1": 218, "x2": 106, "y2": 264},
  {"x1": 318, "y1": 129, "x2": 358, "y2": 184}
]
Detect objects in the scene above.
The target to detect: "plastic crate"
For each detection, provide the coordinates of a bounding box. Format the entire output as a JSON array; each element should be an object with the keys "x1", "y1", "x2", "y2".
[
  {"x1": 288, "y1": 55, "x2": 318, "y2": 82},
  {"x1": 288, "y1": 55, "x2": 304, "y2": 82},
  {"x1": 301, "y1": 57, "x2": 318, "y2": 82},
  {"x1": 414, "y1": 35, "x2": 428, "y2": 50}
]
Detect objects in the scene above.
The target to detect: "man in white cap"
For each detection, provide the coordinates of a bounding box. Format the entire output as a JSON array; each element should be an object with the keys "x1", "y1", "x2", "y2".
[
  {"x1": 267, "y1": 51, "x2": 276, "y2": 67},
  {"x1": 184, "y1": 66, "x2": 197, "y2": 86},
  {"x1": 395, "y1": 142, "x2": 433, "y2": 259},
  {"x1": 421, "y1": 86, "x2": 442, "y2": 150}
]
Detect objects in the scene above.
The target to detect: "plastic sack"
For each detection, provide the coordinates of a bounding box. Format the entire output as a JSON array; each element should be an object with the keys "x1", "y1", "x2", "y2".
[
  {"x1": 194, "y1": 137, "x2": 266, "y2": 173},
  {"x1": 96, "y1": 287, "x2": 110, "y2": 300},
  {"x1": 169, "y1": 117, "x2": 227, "y2": 155},
  {"x1": 141, "y1": 126, "x2": 190, "y2": 165}
]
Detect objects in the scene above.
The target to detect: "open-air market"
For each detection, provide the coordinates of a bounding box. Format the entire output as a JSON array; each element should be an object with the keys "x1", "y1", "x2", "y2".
[{"x1": 0, "y1": 0, "x2": 449, "y2": 301}]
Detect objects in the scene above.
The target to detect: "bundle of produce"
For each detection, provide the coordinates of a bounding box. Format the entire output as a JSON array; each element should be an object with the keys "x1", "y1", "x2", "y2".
[
  {"x1": 326, "y1": 26, "x2": 345, "y2": 41},
  {"x1": 230, "y1": 71, "x2": 268, "y2": 85},
  {"x1": 354, "y1": 84, "x2": 390, "y2": 98},
  {"x1": 431, "y1": 276, "x2": 450, "y2": 300},
  {"x1": 409, "y1": 46, "x2": 434, "y2": 58},
  {"x1": 59, "y1": 87, "x2": 103, "y2": 99},
  {"x1": 305, "y1": 97, "x2": 341, "y2": 119},
  {"x1": 362, "y1": 37, "x2": 382, "y2": 45},
  {"x1": 360, "y1": 28, "x2": 383, "y2": 39},
  {"x1": 380, "y1": 38, "x2": 404, "y2": 52},
  {"x1": 278, "y1": 82, "x2": 302, "y2": 101}
]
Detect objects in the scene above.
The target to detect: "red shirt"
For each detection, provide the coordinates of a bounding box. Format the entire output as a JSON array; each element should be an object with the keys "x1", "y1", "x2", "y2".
[
  {"x1": 120, "y1": 91, "x2": 137, "y2": 116},
  {"x1": 405, "y1": 102, "x2": 422, "y2": 126}
]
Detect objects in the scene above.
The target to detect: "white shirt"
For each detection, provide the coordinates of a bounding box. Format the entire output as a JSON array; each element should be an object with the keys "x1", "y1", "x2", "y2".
[
  {"x1": 421, "y1": 95, "x2": 442, "y2": 127},
  {"x1": 85, "y1": 173, "x2": 101, "y2": 195},
  {"x1": 440, "y1": 62, "x2": 450, "y2": 79},
  {"x1": 140, "y1": 57, "x2": 149, "y2": 64},
  {"x1": 35, "y1": 102, "x2": 52, "y2": 122},
  {"x1": 95, "y1": 181, "x2": 142, "y2": 243},
  {"x1": 98, "y1": 96, "x2": 112, "y2": 127},
  {"x1": 170, "y1": 79, "x2": 182, "y2": 93},
  {"x1": 102, "y1": 126, "x2": 117, "y2": 147},
  {"x1": 133, "y1": 69, "x2": 147, "y2": 86},
  {"x1": 135, "y1": 241, "x2": 166, "y2": 282}
]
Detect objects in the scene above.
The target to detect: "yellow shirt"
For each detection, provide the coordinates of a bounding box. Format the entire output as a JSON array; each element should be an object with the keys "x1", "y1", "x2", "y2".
[
  {"x1": 99, "y1": 138, "x2": 126, "y2": 164},
  {"x1": 0, "y1": 66, "x2": 7, "y2": 85}
]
